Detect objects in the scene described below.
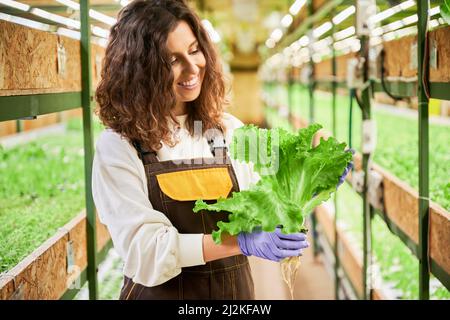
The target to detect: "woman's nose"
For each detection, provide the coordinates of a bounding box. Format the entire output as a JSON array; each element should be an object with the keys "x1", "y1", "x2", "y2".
[{"x1": 183, "y1": 57, "x2": 200, "y2": 74}]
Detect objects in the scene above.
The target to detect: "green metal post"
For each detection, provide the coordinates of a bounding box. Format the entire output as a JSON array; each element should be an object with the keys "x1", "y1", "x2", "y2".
[
  {"x1": 331, "y1": 15, "x2": 339, "y2": 300},
  {"x1": 417, "y1": 0, "x2": 430, "y2": 300},
  {"x1": 287, "y1": 68, "x2": 294, "y2": 126},
  {"x1": 80, "y1": 0, "x2": 98, "y2": 300},
  {"x1": 16, "y1": 120, "x2": 23, "y2": 133},
  {"x1": 307, "y1": 0, "x2": 320, "y2": 259},
  {"x1": 308, "y1": 0, "x2": 315, "y2": 124},
  {"x1": 360, "y1": 34, "x2": 373, "y2": 300}
]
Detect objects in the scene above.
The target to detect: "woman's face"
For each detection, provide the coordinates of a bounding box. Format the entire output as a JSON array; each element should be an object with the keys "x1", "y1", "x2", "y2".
[{"x1": 166, "y1": 20, "x2": 206, "y2": 110}]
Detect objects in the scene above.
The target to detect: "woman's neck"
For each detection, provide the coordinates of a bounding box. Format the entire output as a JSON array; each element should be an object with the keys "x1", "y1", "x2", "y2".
[{"x1": 173, "y1": 101, "x2": 187, "y2": 116}]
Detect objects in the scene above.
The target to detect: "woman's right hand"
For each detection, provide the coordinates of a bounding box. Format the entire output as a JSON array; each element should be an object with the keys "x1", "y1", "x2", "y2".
[{"x1": 237, "y1": 227, "x2": 309, "y2": 262}]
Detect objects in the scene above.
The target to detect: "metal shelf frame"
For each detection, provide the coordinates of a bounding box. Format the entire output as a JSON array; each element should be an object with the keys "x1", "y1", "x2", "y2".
[{"x1": 262, "y1": 0, "x2": 449, "y2": 300}]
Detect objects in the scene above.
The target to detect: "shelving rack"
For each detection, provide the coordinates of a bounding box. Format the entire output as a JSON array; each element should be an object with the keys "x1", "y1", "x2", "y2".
[
  {"x1": 0, "y1": 0, "x2": 110, "y2": 300},
  {"x1": 260, "y1": 0, "x2": 449, "y2": 299}
]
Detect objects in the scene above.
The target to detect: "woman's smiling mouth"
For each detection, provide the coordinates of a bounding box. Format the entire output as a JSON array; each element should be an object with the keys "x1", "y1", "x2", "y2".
[{"x1": 177, "y1": 75, "x2": 200, "y2": 90}]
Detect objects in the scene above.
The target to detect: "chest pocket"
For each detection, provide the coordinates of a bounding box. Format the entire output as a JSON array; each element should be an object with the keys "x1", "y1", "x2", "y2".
[{"x1": 156, "y1": 167, "x2": 233, "y2": 201}]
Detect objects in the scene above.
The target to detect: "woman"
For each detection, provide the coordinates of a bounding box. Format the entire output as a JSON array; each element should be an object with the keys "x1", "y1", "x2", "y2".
[{"x1": 93, "y1": 0, "x2": 309, "y2": 300}]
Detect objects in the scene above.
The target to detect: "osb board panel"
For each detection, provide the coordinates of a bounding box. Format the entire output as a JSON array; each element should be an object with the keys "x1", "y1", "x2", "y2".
[
  {"x1": 315, "y1": 53, "x2": 357, "y2": 81},
  {"x1": 92, "y1": 44, "x2": 106, "y2": 88},
  {"x1": 0, "y1": 226, "x2": 70, "y2": 299},
  {"x1": 0, "y1": 121, "x2": 17, "y2": 137},
  {"x1": 336, "y1": 53, "x2": 357, "y2": 80},
  {"x1": 429, "y1": 26, "x2": 450, "y2": 82},
  {"x1": 316, "y1": 205, "x2": 388, "y2": 300},
  {"x1": 0, "y1": 211, "x2": 111, "y2": 300},
  {"x1": 315, "y1": 59, "x2": 332, "y2": 80},
  {"x1": 430, "y1": 203, "x2": 450, "y2": 275},
  {"x1": 0, "y1": 278, "x2": 14, "y2": 300},
  {"x1": 22, "y1": 113, "x2": 58, "y2": 131},
  {"x1": 315, "y1": 205, "x2": 364, "y2": 299},
  {"x1": 383, "y1": 26, "x2": 450, "y2": 81},
  {"x1": 383, "y1": 35, "x2": 417, "y2": 79},
  {"x1": 0, "y1": 21, "x2": 105, "y2": 95},
  {"x1": 373, "y1": 164, "x2": 418, "y2": 243}
]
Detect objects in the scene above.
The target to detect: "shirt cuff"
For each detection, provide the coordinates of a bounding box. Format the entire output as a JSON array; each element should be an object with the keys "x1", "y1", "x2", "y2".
[{"x1": 178, "y1": 233, "x2": 206, "y2": 267}]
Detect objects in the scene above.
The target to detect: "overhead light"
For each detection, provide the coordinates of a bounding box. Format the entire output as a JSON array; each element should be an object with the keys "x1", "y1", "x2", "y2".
[
  {"x1": 385, "y1": 20, "x2": 403, "y2": 32},
  {"x1": 332, "y1": 5, "x2": 355, "y2": 25},
  {"x1": 265, "y1": 38, "x2": 276, "y2": 48},
  {"x1": 91, "y1": 26, "x2": 110, "y2": 38},
  {"x1": 270, "y1": 28, "x2": 283, "y2": 42},
  {"x1": 56, "y1": 0, "x2": 117, "y2": 26},
  {"x1": 289, "y1": 0, "x2": 306, "y2": 16},
  {"x1": 313, "y1": 21, "x2": 332, "y2": 38},
  {"x1": 281, "y1": 14, "x2": 293, "y2": 28},
  {"x1": 31, "y1": 8, "x2": 80, "y2": 29},
  {"x1": 297, "y1": 35, "x2": 309, "y2": 47},
  {"x1": 429, "y1": 6, "x2": 440, "y2": 17},
  {"x1": 0, "y1": 0, "x2": 29, "y2": 11},
  {"x1": 0, "y1": 12, "x2": 51, "y2": 31},
  {"x1": 429, "y1": 19, "x2": 440, "y2": 28},
  {"x1": 89, "y1": 9, "x2": 116, "y2": 26},
  {"x1": 289, "y1": 41, "x2": 301, "y2": 51},
  {"x1": 56, "y1": 27, "x2": 80, "y2": 40},
  {"x1": 55, "y1": 0, "x2": 79, "y2": 11},
  {"x1": 383, "y1": 25, "x2": 417, "y2": 41},
  {"x1": 201, "y1": 19, "x2": 221, "y2": 43},
  {"x1": 369, "y1": 0, "x2": 415, "y2": 24},
  {"x1": 120, "y1": 0, "x2": 131, "y2": 6},
  {"x1": 402, "y1": 14, "x2": 418, "y2": 25},
  {"x1": 334, "y1": 26, "x2": 355, "y2": 41}
]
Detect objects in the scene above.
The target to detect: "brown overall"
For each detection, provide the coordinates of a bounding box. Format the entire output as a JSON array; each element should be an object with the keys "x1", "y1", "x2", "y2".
[{"x1": 118, "y1": 137, "x2": 255, "y2": 300}]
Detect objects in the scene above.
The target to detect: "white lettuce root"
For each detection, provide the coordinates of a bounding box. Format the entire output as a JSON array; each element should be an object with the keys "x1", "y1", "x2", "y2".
[{"x1": 281, "y1": 256, "x2": 302, "y2": 300}]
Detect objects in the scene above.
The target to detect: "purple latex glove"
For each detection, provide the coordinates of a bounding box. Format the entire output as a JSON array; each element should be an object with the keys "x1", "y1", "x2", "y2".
[
  {"x1": 237, "y1": 227, "x2": 309, "y2": 262},
  {"x1": 337, "y1": 148, "x2": 355, "y2": 188}
]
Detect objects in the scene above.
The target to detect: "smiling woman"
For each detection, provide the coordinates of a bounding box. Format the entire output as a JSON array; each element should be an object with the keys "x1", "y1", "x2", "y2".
[
  {"x1": 92, "y1": 0, "x2": 310, "y2": 301},
  {"x1": 167, "y1": 22, "x2": 206, "y2": 115}
]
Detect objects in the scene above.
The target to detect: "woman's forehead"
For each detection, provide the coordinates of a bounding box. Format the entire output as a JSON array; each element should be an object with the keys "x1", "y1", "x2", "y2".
[{"x1": 167, "y1": 21, "x2": 197, "y2": 53}]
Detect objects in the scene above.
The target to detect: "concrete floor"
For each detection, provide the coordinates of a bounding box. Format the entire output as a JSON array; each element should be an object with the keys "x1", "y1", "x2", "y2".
[{"x1": 249, "y1": 246, "x2": 334, "y2": 300}]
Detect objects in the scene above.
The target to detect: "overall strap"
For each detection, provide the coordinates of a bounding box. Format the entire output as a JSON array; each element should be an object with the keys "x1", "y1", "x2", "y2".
[{"x1": 132, "y1": 140, "x2": 159, "y2": 164}]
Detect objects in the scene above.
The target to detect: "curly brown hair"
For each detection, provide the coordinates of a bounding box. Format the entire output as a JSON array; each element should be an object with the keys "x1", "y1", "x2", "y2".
[{"x1": 95, "y1": 0, "x2": 228, "y2": 151}]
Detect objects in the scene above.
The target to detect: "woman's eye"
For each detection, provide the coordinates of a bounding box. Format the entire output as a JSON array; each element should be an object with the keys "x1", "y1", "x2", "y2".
[
  {"x1": 190, "y1": 49, "x2": 199, "y2": 54},
  {"x1": 171, "y1": 58, "x2": 178, "y2": 65}
]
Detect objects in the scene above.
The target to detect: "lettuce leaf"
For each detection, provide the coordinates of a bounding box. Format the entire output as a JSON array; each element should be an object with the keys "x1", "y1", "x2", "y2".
[
  {"x1": 193, "y1": 123, "x2": 353, "y2": 244},
  {"x1": 441, "y1": 0, "x2": 450, "y2": 25}
]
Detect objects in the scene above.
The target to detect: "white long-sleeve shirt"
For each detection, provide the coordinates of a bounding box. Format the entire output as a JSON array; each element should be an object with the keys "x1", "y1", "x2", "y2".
[{"x1": 92, "y1": 112, "x2": 260, "y2": 287}]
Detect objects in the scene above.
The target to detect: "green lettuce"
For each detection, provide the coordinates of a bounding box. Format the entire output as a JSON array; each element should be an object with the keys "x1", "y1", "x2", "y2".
[
  {"x1": 193, "y1": 123, "x2": 353, "y2": 244},
  {"x1": 441, "y1": 0, "x2": 450, "y2": 25}
]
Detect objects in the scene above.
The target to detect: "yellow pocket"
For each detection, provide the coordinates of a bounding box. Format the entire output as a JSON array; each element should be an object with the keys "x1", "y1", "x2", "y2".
[{"x1": 156, "y1": 167, "x2": 233, "y2": 201}]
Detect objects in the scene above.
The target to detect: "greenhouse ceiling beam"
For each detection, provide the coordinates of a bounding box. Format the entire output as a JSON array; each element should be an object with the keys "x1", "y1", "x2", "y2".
[
  {"x1": 0, "y1": 92, "x2": 81, "y2": 122},
  {"x1": 273, "y1": 0, "x2": 345, "y2": 55}
]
